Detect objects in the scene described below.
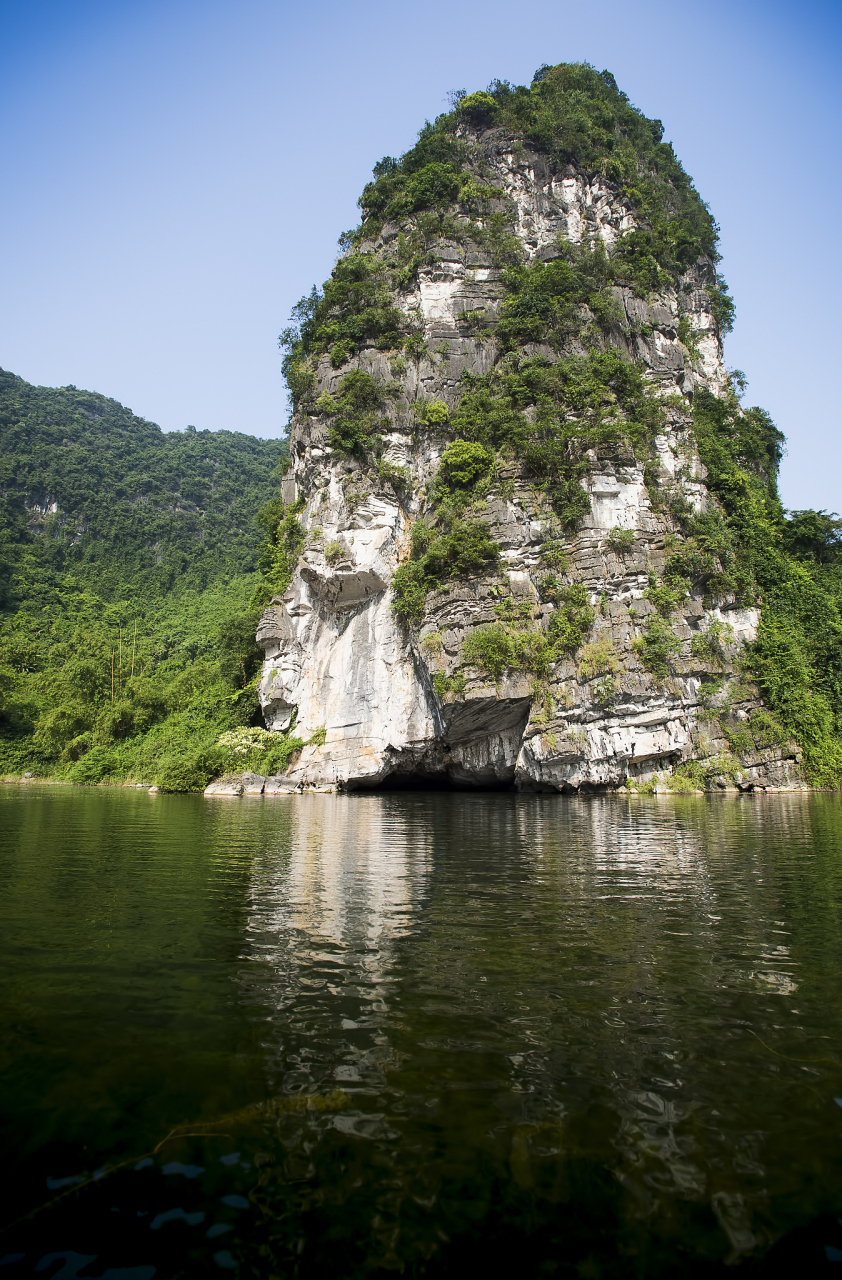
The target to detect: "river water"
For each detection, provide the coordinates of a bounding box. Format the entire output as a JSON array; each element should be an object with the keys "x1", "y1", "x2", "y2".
[{"x1": 1, "y1": 787, "x2": 841, "y2": 1277}]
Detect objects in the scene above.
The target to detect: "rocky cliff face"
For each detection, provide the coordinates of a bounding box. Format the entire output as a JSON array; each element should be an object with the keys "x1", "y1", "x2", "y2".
[{"x1": 256, "y1": 69, "x2": 802, "y2": 792}]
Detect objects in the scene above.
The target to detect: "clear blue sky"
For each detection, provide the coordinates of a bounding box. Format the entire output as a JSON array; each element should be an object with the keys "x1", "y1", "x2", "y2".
[{"x1": 1, "y1": 0, "x2": 840, "y2": 509}]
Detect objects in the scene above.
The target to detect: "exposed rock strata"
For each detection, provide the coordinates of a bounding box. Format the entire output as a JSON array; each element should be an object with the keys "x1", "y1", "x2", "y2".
[{"x1": 257, "y1": 130, "x2": 802, "y2": 793}]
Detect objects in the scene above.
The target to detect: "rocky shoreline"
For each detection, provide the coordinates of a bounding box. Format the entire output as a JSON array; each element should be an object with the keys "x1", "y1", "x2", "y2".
[
  {"x1": 203, "y1": 771, "x2": 809, "y2": 797},
  {"x1": 1, "y1": 773, "x2": 813, "y2": 796}
]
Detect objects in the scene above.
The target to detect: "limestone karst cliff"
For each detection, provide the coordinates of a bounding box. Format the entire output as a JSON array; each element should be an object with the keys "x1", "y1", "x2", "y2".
[{"x1": 255, "y1": 65, "x2": 806, "y2": 793}]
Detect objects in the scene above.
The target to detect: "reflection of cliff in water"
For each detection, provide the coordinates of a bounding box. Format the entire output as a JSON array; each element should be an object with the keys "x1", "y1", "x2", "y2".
[
  {"x1": 249, "y1": 794, "x2": 430, "y2": 948},
  {"x1": 243, "y1": 795, "x2": 431, "y2": 1094},
  {"x1": 235, "y1": 791, "x2": 842, "y2": 1267}
]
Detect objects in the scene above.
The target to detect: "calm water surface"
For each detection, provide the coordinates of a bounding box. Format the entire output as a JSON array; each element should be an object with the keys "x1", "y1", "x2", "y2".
[{"x1": 1, "y1": 787, "x2": 842, "y2": 1277}]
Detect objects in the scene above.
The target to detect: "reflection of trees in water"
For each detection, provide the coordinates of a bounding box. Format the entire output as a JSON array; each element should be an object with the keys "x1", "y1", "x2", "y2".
[
  {"x1": 503, "y1": 794, "x2": 831, "y2": 1234},
  {"x1": 409, "y1": 794, "x2": 824, "y2": 1230}
]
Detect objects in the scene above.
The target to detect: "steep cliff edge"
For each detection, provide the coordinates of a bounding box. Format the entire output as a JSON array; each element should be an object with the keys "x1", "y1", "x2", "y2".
[{"x1": 256, "y1": 65, "x2": 814, "y2": 793}]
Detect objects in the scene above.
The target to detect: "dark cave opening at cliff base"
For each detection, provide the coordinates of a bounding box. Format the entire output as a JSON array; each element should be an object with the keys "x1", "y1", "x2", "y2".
[{"x1": 350, "y1": 771, "x2": 517, "y2": 793}]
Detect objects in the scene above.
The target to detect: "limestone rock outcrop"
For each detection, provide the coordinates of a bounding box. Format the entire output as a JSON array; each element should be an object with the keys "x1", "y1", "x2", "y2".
[{"x1": 256, "y1": 85, "x2": 802, "y2": 793}]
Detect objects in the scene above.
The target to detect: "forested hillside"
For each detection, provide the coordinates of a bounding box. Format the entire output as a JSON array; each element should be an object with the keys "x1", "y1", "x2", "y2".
[{"x1": 0, "y1": 369, "x2": 291, "y2": 788}]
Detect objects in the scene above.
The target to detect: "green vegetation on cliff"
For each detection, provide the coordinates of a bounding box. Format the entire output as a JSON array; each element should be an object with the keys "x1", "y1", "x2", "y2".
[
  {"x1": 279, "y1": 60, "x2": 842, "y2": 788},
  {"x1": 281, "y1": 61, "x2": 731, "y2": 385},
  {"x1": 686, "y1": 389, "x2": 842, "y2": 785},
  {"x1": 286, "y1": 61, "x2": 737, "y2": 644},
  {"x1": 0, "y1": 369, "x2": 289, "y2": 788}
]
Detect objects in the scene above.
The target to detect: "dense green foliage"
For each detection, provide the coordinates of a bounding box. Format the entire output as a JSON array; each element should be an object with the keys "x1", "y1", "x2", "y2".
[
  {"x1": 0, "y1": 575, "x2": 269, "y2": 788},
  {"x1": 359, "y1": 132, "x2": 466, "y2": 223},
  {"x1": 461, "y1": 581, "x2": 597, "y2": 683},
  {"x1": 316, "y1": 370, "x2": 391, "y2": 459},
  {"x1": 454, "y1": 352, "x2": 665, "y2": 525},
  {"x1": 0, "y1": 369, "x2": 296, "y2": 788},
  {"x1": 0, "y1": 369, "x2": 286, "y2": 608},
  {"x1": 653, "y1": 386, "x2": 842, "y2": 786},
  {"x1": 281, "y1": 260, "x2": 405, "y2": 385},
  {"x1": 254, "y1": 496, "x2": 305, "y2": 606},
  {"x1": 462, "y1": 621, "x2": 551, "y2": 681},
  {"x1": 391, "y1": 518, "x2": 501, "y2": 627},
  {"x1": 545, "y1": 582, "x2": 596, "y2": 653},
  {"x1": 632, "y1": 613, "x2": 682, "y2": 679},
  {"x1": 497, "y1": 242, "x2": 620, "y2": 349}
]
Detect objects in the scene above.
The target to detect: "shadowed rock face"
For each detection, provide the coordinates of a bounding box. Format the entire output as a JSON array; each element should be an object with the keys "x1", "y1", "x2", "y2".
[{"x1": 257, "y1": 125, "x2": 802, "y2": 794}]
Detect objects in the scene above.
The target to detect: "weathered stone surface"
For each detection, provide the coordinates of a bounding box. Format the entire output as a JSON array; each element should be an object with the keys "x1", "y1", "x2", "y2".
[
  {"x1": 241, "y1": 772, "x2": 266, "y2": 795},
  {"x1": 204, "y1": 778, "x2": 245, "y2": 797},
  {"x1": 204, "y1": 772, "x2": 269, "y2": 796},
  {"x1": 256, "y1": 138, "x2": 802, "y2": 793},
  {"x1": 264, "y1": 775, "x2": 300, "y2": 794}
]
